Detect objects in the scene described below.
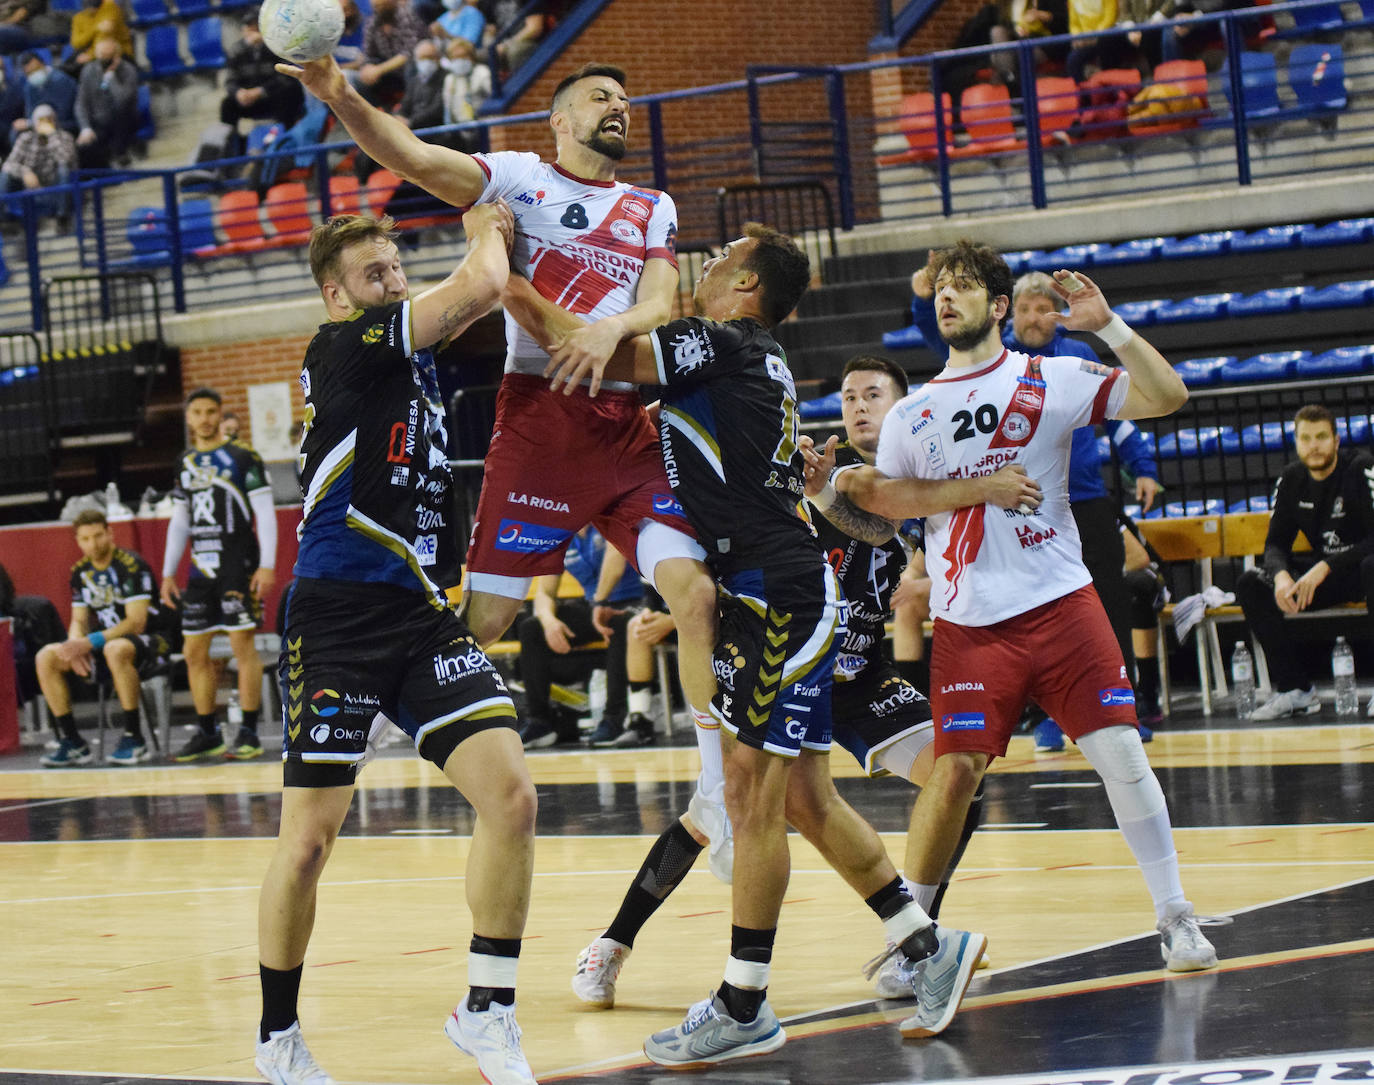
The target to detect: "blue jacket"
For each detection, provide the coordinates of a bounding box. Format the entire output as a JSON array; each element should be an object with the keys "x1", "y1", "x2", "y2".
[{"x1": 909, "y1": 293, "x2": 1159, "y2": 503}]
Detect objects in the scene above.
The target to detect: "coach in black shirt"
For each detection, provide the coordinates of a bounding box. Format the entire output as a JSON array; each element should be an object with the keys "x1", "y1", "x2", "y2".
[{"x1": 1239, "y1": 403, "x2": 1374, "y2": 720}]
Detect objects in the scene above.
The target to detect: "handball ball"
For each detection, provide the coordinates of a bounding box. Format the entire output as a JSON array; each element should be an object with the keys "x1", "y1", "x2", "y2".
[{"x1": 258, "y1": 0, "x2": 345, "y2": 64}]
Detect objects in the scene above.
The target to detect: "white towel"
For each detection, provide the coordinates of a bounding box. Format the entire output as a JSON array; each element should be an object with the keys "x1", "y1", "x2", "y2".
[{"x1": 1173, "y1": 586, "x2": 1235, "y2": 644}]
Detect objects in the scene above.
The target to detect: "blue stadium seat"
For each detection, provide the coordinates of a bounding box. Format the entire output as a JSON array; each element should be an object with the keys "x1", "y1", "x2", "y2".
[
  {"x1": 124, "y1": 206, "x2": 170, "y2": 266},
  {"x1": 1218, "y1": 426, "x2": 1242, "y2": 455},
  {"x1": 1344, "y1": 414, "x2": 1371, "y2": 444},
  {"x1": 1290, "y1": 1, "x2": 1346, "y2": 31},
  {"x1": 1230, "y1": 224, "x2": 1305, "y2": 252},
  {"x1": 1159, "y1": 230, "x2": 1235, "y2": 259},
  {"x1": 1174, "y1": 356, "x2": 1233, "y2": 387},
  {"x1": 1093, "y1": 237, "x2": 1163, "y2": 266},
  {"x1": 1289, "y1": 43, "x2": 1347, "y2": 113},
  {"x1": 135, "y1": 83, "x2": 155, "y2": 143},
  {"x1": 49, "y1": 0, "x2": 81, "y2": 11},
  {"x1": 178, "y1": 198, "x2": 217, "y2": 254},
  {"x1": 1113, "y1": 298, "x2": 1167, "y2": 325},
  {"x1": 1226, "y1": 286, "x2": 1305, "y2": 316},
  {"x1": 1157, "y1": 428, "x2": 1220, "y2": 459},
  {"x1": 1299, "y1": 218, "x2": 1374, "y2": 247},
  {"x1": 1295, "y1": 345, "x2": 1371, "y2": 377},
  {"x1": 1298, "y1": 279, "x2": 1374, "y2": 310},
  {"x1": 1154, "y1": 293, "x2": 1235, "y2": 323},
  {"x1": 798, "y1": 391, "x2": 840, "y2": 420},
  {"x1": 1163, "y1": 499, "x2": 1225, "y2": 518},
  {"x1": 187, "y1": 16, "x2": 225, "y2": 69},
  {"x1": 1046, "y1": 242, "x2": 1109, "y2": 268},
  {"x1": 1228, "y1": 495, "x2": 1271, "y2": 513},
  {"x1": 1220, "y1": 52, "x2": 1282, "y2": 119},
  {"x1": 1220, "y1": 350, "x2": 1310, "y2": 382},
  {"x1": 130, "y1": 0, "x2": 169, "y2": 24},
  {"x1": 1240, "y1": 421, "x2": 1292, "y2": 452},
  {"x1": 175, "y1": 0, "x2": 213, "y2": 15},
  {"x1": 882, "y1": 325, "x2": 925, "y2": 350},
  {"x1": 143, "y1": 24, "x2": 188, "y2": 78},
  {"x1": 1002, "y1": 250, "x2": 1046, "y2": 275}
]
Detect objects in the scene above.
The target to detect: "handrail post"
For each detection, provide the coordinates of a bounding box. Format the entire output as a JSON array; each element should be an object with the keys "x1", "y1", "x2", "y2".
[
  {"x1": 745, "y1": 68, "x2": 764, "y2": 179},
  {"x1": 648, "y1": 99, "x2": 668, "y2": 192},
  {"x1": 162, "y1": 171, "x2": 186, "y2": 314},
  {"x1": 929, "y1": 60, "x2": 953, "y2": 217},
  {"x1": 1223, "y1": 12, "x2": 1253, "y2": 187},
  {"x1": 825, "y1": 69, "x2": 855, "y2": 229},
  {"x1": 1019, "y1": 40, "x2": 1048, "y2": 209}
]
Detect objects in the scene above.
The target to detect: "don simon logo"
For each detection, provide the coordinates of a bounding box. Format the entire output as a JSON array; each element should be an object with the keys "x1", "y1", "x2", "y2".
[
  {"x1": 493, "y1": 519, "x2": 572, "y2": 555},
  {"x1": 311, "y1": 688, "x2": 341, "y2": 717}
]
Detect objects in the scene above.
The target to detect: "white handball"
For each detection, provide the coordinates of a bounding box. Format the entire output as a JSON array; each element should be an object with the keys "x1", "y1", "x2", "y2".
[{"x1": 258, "y1": 0, "x2": 345, "y2": 64}]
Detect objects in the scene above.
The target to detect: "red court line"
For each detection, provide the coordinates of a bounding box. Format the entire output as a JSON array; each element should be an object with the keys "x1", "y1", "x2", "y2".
[
  {"x1": 1046, "y1": 862, "x2": 1093, "y2": 870},
  {"x1": 124, "y1": 985, "x2": 173, "y2": 993},
  {"x1": 1229, "y1": 838, "x2": 1275, "y2": 846},
  {"x1": 1320, "y1": 827, "x2": 1367, "y2": 835},
  {"x1": 678, "y1": 909, "x2": 725, "y2": 918},
  {"x1": 401, "y1": 947, "x2": 453, "y2": 956},
  {"x1": 782, "y1": 897, "x2": 816, "y2": 905},
  {"x1": 217, "y1": 972, "x2": 257, "y2": 981},
  {"x1": 32, "y1": 998, "x2": 79, "y2": 1006},
  {"x1": 310, "y1": 960, "x2": 357, "y2": 968}
]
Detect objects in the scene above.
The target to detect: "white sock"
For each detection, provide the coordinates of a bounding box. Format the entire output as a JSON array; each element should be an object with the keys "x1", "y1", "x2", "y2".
[
  {"x1": 1117, "y1": 805, "x2": 1187, "y2": 919},
  {"x1": 629, "y1": 687, "x2": 652, "y2": 716},
  {"x1": 693, "y1": 707, "x2": 724, "y2": 798},
  {"x1": 911, "y1": 882, "x2": 939, "y2": 914}
]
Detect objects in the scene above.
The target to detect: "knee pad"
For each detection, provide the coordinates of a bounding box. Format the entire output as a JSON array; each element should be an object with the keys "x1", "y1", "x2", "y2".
[
  {"x1": 1077, "y1": 724, "x2": 1164, "y2": 821},
  {"x1": 637, "y1": 520, "x2": 708, "y2": 591},
  {"x1": 874, "y1": 721, "x2": 935, "y2": 782}
]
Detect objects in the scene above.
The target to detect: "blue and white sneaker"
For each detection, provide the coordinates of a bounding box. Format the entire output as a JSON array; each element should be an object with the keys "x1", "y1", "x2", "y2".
[
  {"x1": 107, "y1": 734, "x2": 151, "y2": 765},
  {"x1": 898, "y1": 926, "x2": 987, "y2": 1039},
  {"x1": 644, "y1": 991, "x2": 786, "y2": 1068},
  {"x1": 40, "y1": 738, "x2": 93, "y2": 768},
  {"x1": 1033, "y1": 718, "x2": 1065, "y2": 752}
]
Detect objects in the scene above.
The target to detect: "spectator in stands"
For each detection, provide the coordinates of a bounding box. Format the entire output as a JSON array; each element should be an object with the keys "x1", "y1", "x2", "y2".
[
  {"x1": 0, "y1": 0, "x2": 36, "y2": 55},
  {"x1": 482, "y1": 0, "x2": 544, "y2": 74},
  {"x1": 603, "y1": 594, "x2": 673, "y2": 748},
  {"x1": 515, "y1": 525, "x2": 642, "y2": 749},
  {"x1": 398, "y1": 37, "x2": 447, "y2": 130},
  {"x1": 35, "y1": 509, "x2": 173, "y2": 767},
  {"x1": 74, "y1": 35, "x2": 138, "y2": 169},
  {"x1": 0, "y1": 62, "x2": 24, "y2": 154},
  {"x1": 333, "y1": 0, "x2": 366, "y2": 73},
  {"x1": 1, "y1": 102, "x2": 75, "y2": 225},
  {"x1": 65, "y1": 0, "x2": 132, "y2": 73},
  {"x1": 220, "y1": 410, "x2": 241, "y2": 440},
  {"x1": 440, "y1": 37, "x2": 490, "y2": 142},
  {"x1": 358, "y1": 0, "x2": 427, "y2": 106},
  {"x1": 432, "y1": 0, "x2": 487, "y2": 47},
  {"x1": 221, "y1": 8, "x2": 306, "y2": 147},
  {"x1": 938, "y1": 2, "x2": 1023, "y2": 125},
  {"x1": 1238, "y1": 404, "x2": 1374, "y2": 720},
  {"x1": 17, "y1": 51, "x2": 78, "y2": 136}
]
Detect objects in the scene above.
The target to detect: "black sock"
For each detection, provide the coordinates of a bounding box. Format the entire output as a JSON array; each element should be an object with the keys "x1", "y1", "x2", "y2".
[
  {"x1": 1136, "y1": 657, "x2": 1160, "y2": 713},
  {"x1": 121, "y1": 709, "x2": 142, "y2": 739},
  {"x1": 930, "y1": 780, "x2": 984, "y2": 920},
  {"x1": 467, "y1": 934, "x2": 520, "y2": 1011},
  {"x1": 718, "y1": 925, "x2": 774, "y2": 1023},
  {"x1": 259, "y1": 963, "x2": 302, "y2": 1042},
  {"x1": 864, "y1": 875, "x2": 910, "y2": 920},
  {"x1": 605, "y1": 821, "x2": 703, "y2": 948},
  {"x1": 197, "y1": 713, "x2": 219, "y2": 736},
  {"x1": 895, "y1": 658, "x2": 929, "y2": 696},
  {"x1": 241, "y1": 707, "x2": 260, "y2": 735},
  {"x1": 53, "y1": 713, "x2": 83, "y2": 746}
]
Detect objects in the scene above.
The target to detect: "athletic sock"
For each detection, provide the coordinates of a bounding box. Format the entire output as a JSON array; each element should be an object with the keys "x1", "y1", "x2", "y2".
[
  {"x1": 605, "y1": 821, "x2": 703, "y2": 948},
  {"x1": 867, "y1": 876, "x2": 935, "y2": 959},
  {"x1": 259, "y1": 962, "x2": 303, "y2": 1042},
  {"x1": 241, "y1": 707, "x2": 260, "y2": 736},
  {"x1": 120, "y1": 709, "x2": 143, "y2": 740},
  {"x1": 53, "y1": 713, "x2": 83, "y2": 746},
  {"x1": 719, "y1": 925, "x2": 773, "y2": 1022},
  {"x1": 197, "y1": 713, "x2": 219, "y2": 736},
  {"x1": 895, "y1": 658, "x2": 929, "y2": 696},
  {"x1": 930, "y1": 780, "x2": 984, "y2": 920},
  {"x1": 628, "y1": 681, "x2": 653, "y2": 718},
  {"x1": 692, "y1": 707, "x2": 724, "y2": 797},
  {"x1": 467, "y1": 934, "x2": 521, "y2": 1010},
  {"x1": 1136, "y1": 657, "x2": 1160, "y2": 713}
]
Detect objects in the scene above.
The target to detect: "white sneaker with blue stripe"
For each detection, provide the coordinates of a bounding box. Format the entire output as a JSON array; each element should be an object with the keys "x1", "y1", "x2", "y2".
[
  {"x1": 899, "y1": 926, "x2": 987, "y2": 1039},
  {"x1": 644, "y1": 991, "x2": 786, "y2": 1068}
]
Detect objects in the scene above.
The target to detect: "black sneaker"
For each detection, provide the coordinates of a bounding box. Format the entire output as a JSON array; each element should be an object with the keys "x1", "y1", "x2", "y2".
[
  {"x1": 519, "y1": 718, "x2": 559, "y2": 749},
  {"x1": 174, "y1": 728, "x2": 226, "y2": 762},
  {"x1": 612, "y1": 713, "x2": 656, "y2": 747},
  {"x1": 588, "y1": 716, "x2": 625, "y2": 747},
  {"x1": 226, "y1": 727, "x2": 264, "y2": 760}
]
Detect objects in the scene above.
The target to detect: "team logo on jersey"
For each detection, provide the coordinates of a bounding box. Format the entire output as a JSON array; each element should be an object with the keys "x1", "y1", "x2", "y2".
[
  {"x1": 1001, "y1": 411, "x2": 1032, "y2": 442},
  {"x1": 1013, "y1": 385, "x2": 1043, "y2": 413},
  {"x1": 669, "y1": 328, "x2": 712, "y2": 373},
  {"x1": 1099, "y1": 686, "x2": 1135, "y2": 707},
  {"x1": 310, "y1": 723, "x2": 331, "y2": 743},
  {"x1": 652, "y1": 493, "x2": 685, "y2": 516},
  {"x1": 872, "y1": 677, "x2": 921, "y2": 717},
  {"x1": 362, "y1": 323, "x2": 384, "y2": 345},
  {"x1": 433, "y1": 642, "x2": 492, "y2": 685},
  {"x1": 922, "y1": 434, "x2": 946, "y2": 470},
  {"x1": 941, "y1": 712, "x2": 985, "y2": 732},
  {"x1": 713, "y1": 641, "x2": 745, "y2": 691},
  {"x1": 1016, "y1": 523, "x2": 1058, "y2": 549},
  {"x1": 311, "y1": 689, "x2": 341, "y2": 717},
  {"x1": 514, "y1": 189, "x2": 546, "y2": 206},
  {"x1": 609, "y1": 219, "x2": 644, "y2": 246},
  {"x1": 622, "y1": 198, "x2": 651, "y2": 222},
  {"x1": 494, "y1": 519, "x2": 572, "y2": 554}
]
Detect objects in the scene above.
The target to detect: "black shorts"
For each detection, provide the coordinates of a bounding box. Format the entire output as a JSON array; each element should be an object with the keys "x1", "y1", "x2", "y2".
[
  {"x1": 181, "y1": 570, "x2": 261, "y2": 636},
  {"x1": 831, "y1": 660, "x2": 934, "y2": 776},
  {"x1": 279, "y1": 578, "x2": 517, "y2": 787},
  {"x1": 89, "y1": 632, "x2": 173, "y2": 684}
]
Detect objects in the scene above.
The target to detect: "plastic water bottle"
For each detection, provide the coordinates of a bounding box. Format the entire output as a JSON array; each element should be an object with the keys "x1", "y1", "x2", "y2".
[
  {"x1": 227, "y1": 688, "x2": 244, "y2": 729},
  {"x1": 588, "y1": 668, "x2": 607, "y2": 721},
  {"x1": 1231, "y1": 642, "x2": 1255, "y2": 718},
  {"x1": 1333, "y1": 636, "x2": 1358, "y2": 716}
]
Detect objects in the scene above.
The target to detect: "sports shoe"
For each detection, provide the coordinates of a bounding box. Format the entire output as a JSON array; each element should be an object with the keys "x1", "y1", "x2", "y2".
[
  {"x1": 643, "y1": 991, "x2": 786, "y2": 1068},
  {"x1": 873, "y1": 943, "x2": 922, "y2": 1000},
  {"x1": 1158, "y1": 902, "x2": 1217, "y2": 971},
  {"x1": 611, "y1": 713, "x2": 655, "y2": 747},
  {"x1": 1250, "y1": 687, "x2": 1321, "y2": 721},
  {"x1": 1033, "y1": 718, "x2": 1065, "y2": 752},
  {"x1": 898, "y1": 926, "x2": 987, "y2": 1039},
  {"x1": 254, "y1": 1022, "x2": 336, "y2": 1085},
  {"x1": 40, "y1": 738, "x2": 93, "y2": 768},
  {"x1": 686, "y1": 784, "x2": 734, "y2": 884},
  {"x1": 226, "y1": 726, "x2": 263, "y2": 760},
  {"x1": 519, "y1": 718, "x2": 559, "y2": 750},
  {"x1": 586, "y1": 716, "x2": 624, "y2": 747},
  {"x1": 107, "y1": 734, "x2": 151, "y2": 765},
  {"x1": 174, "y1": 728, "x2": 225, "y2": 762},
  {"x1": 1138, "y1": 721, "x2": 1154, "y2": 743},
  {"x1": 443, "y1": 1001, "x2": 535, "y2": 1085},
  {"x1": 571, "y1": 937, "x2": 630, "y2": 1007}
]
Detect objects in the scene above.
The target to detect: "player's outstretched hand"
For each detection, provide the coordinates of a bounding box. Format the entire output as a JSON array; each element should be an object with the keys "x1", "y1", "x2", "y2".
[
  {"x1": 798, "y1": 434, "x2": 838, "y2": 498},
  {"x1": 545, "y1": 318, "x2": 624, "y2": 398},
  {"x1": 274, "y1": 56, "x2": 346, "y2": 102},
  {"x1": 982, "y1": 463, "x2": 1042, "y2": 511},
  {"x1": 1049, "y1": 270, "x2": 1112, "y2": 335}
]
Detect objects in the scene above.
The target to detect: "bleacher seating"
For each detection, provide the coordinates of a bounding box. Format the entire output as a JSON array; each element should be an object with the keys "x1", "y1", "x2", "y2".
[
  {"x1": 1289, "y1": 43, "x2": 1347, "y2": 115},
  {"x1": 187, "y1": 16, "x2": 225, "y2": 71},
  {"x1": 1220, "y1": 51, "x2": 1284, "y2": 119},
  {"x1": 143, "y1": 23, "x2": 190, "y2": 78}
]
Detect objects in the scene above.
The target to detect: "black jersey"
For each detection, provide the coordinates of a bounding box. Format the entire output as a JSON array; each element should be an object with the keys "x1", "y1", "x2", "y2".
[
  {"x1": 1264, "y1": 448, "x2": 1374, "y2": 578},
  {"x1": 650, "y1": 317, "x2": 818, "y2": 574},
  {"x1": 69, "y1": 547, "x2": 159, "y2": 633},
  {"x1": 294, "y1": 300, "x2": 458, "y2": 604},
  {"x1": 812, "y1": 442, "x2": 923, "y2": 681},
  {"x1": 172, "y1": 438, "x2": 269, "y2": 583}
]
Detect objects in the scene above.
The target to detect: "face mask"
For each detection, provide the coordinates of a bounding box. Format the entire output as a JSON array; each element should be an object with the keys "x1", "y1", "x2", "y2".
[
  {"x1": 414, "y1": 58, "x2": 438, "y2": 80},
  {"x1": 442, "y1": 57, "x2": 473, "y2": 76},
  {"x1": 442, "y1": 0, "x2": 463, "y2": 11},
  {"x1": 27, "y1": 69, "x2": 47, "y2": 87}
]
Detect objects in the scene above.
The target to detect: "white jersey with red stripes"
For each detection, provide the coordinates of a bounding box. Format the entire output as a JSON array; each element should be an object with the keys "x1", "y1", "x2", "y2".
[
  {"x1": 472, "y1": 151, "x2": 678, "y2": 387},
  {"x1": 875, "y1": 347, "x2": 1130, "y2": 627}
]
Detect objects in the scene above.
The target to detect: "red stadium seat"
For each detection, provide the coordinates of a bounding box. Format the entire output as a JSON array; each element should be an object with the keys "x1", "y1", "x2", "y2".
[
  {"x1": 263, "y1": 182, "x2": 314, "y2": 248},
  {"x1": 1130, "y1": 60, "x2": 1210, "y2": 135},
  {"x1": 327, "y1": 174, "x2": 364, "y2": 217},
  {"x1": 950, "y1": 83, "x2": 1025, "y2": 157},
  {"x1": 1035, "y1": 76, "x2": 1079, "y2": 144},
  {"x1": 215, "y1": 189, "x2": 269, "y2": 255},
  {"x1": 876, "y1": 92, "x2": 954, "y2": 166}
]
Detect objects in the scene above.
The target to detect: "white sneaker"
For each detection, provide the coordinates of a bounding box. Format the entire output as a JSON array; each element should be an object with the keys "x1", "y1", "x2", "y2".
[
  {"x1": 1250, "y1": 687, "x2": 1321, "y2": 720},
  {"x1": 686, "y1": 784, "x2": 734, "y2": 884},
  {"x1": 873, "y1": 943, "x2": 922, "y2": 1000},
  {"x1": 571, "y1": 937, "x2": 630, "y2": 1007},
  {"x1": 254, "y1": 1022, "x2": 336, "y2": 1085},
  {"x1": 1158, "y1": 902, "x2": 1218, "y2": 971},
  {"x1": 444, "y1": 1002, "x2": 536, "y2": 1085},
  {"x1": 898, "y1": 926, "x2": 987, "y2": 1039}
]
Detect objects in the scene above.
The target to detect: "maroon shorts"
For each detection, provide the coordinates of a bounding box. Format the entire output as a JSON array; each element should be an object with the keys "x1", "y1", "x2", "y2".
[
  {"x1": 928, "y1": 585, "x2": 1136, "y2": 759},
  {"x1": 465, "y1": 373, "x2": 695, "y2": 587}
]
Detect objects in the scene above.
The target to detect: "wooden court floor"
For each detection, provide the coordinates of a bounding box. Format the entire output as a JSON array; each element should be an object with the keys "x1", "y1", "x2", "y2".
[{"x1": 2, "y1": 716, "x2": 1373, "y2": 1085}]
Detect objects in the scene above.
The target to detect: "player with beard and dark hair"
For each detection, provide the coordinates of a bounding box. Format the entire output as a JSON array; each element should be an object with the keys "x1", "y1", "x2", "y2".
[
  {"x1": 279, "y1": 55, "x2": 732, "y2": 874},
  {"x1": 1237, "y1": 403, "x2": 1374, "y2": 719}
]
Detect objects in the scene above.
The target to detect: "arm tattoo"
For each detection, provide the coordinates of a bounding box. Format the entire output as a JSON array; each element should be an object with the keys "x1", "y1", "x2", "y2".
[
  {"x1": 818, "y1": 492, "x2": 898, "y2": 545},
  {"x1": 436, "y1": 295, "x2": 485, "y2": 338}
]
